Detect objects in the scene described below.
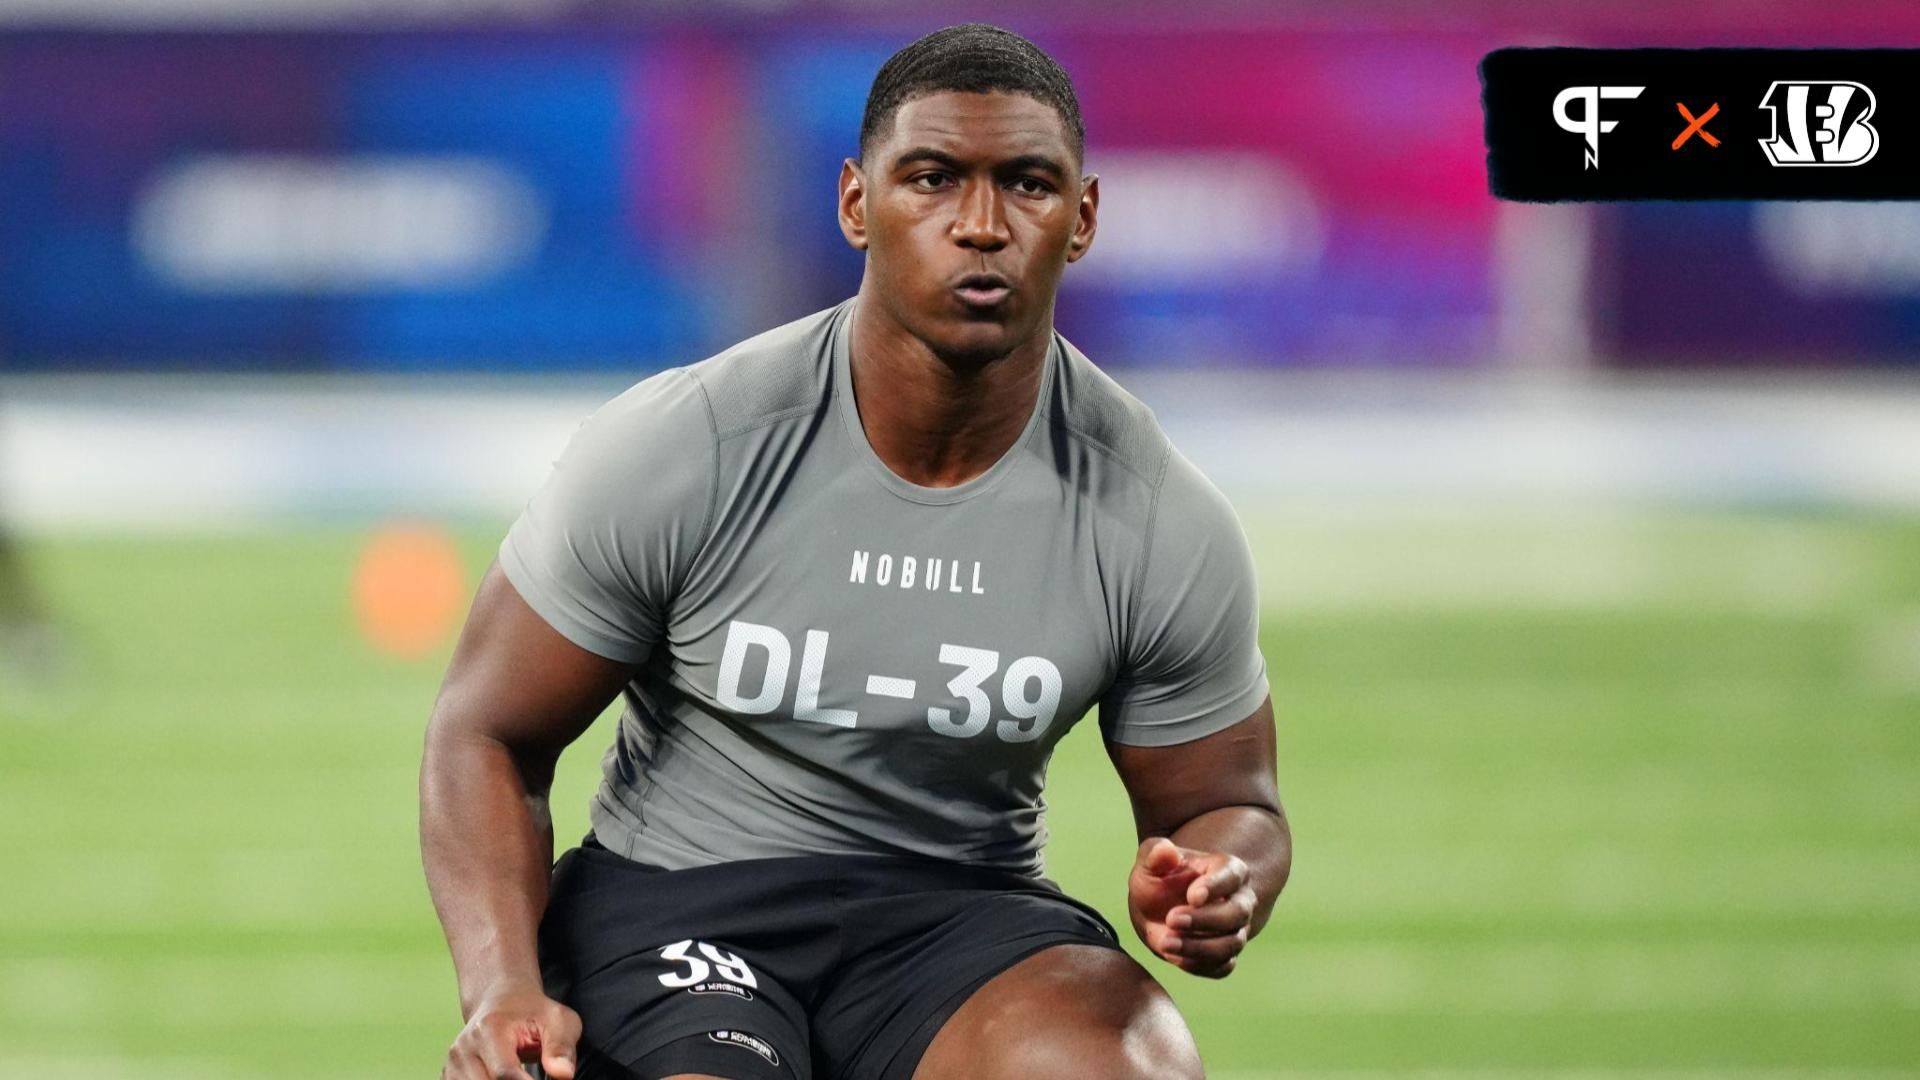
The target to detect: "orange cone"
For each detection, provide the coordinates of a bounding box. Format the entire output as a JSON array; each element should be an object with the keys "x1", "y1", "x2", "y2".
[{"x1": 352, "y1": 522, "x2": 465, "y2": 659}]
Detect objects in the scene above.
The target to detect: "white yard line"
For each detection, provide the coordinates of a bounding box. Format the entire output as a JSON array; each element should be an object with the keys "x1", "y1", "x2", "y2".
[{"x1": 7, "y1": 376, "x2": 1920, "y2": 529}]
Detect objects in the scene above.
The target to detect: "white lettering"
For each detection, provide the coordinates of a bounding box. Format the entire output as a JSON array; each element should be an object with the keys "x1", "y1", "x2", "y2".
[
  {"x1": 716, "y1": 620, "x2": 788, "y2": 714},
  {"x1": 697, "y1": 942, "x2": 758, "y2": 988},
  {"x1": 794, "y1": 629, "x2": 858, "y2": 728},
  {"x1": 657, "y1": 940, "x2": 710, "y2": 988},
  {"x1": 928, "y1": 643, "x2": 998, "y2": 738},
  {"x1": 998, "y1": 655, "x2": 1063, "y2": 743},
  {"x1": 846, "y1": 548, "x2": 985, "y2": 597},
  {"x1": 867, "y1": 674, "x2": 917, "y2": 698}
]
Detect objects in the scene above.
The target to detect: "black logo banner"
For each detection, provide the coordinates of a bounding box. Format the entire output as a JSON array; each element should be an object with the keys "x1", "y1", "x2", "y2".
[{"x1": 1482, "y1": 48, "x2": 1918, "y2": 200}]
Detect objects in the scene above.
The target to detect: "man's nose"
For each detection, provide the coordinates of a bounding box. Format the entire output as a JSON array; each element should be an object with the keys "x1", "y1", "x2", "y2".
[{"x1": 950, "y1": 180, "x2": 1010, "y2": 251}]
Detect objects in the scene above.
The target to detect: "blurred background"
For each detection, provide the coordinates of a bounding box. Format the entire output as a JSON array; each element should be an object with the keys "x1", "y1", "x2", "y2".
[{"x1": 2, "y1": 2, "x2": 1918, "y2": 1077}]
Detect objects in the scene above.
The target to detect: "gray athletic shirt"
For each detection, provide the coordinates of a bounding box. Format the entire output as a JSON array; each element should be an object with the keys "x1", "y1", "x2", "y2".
[{"x1": 500, "y1": 298, "x2": 1267, "y2": 877}]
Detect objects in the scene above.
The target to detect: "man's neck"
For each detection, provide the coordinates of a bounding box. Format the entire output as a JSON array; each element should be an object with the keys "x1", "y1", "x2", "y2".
[{"x1": 847, "y1": 288, "x2": 1052, "y2": 489}]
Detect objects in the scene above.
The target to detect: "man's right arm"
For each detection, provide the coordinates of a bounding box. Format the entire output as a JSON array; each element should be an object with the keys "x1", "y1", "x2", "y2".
[{"x1": 420, "y1": 561, "x2": 636, "y2": 1080}]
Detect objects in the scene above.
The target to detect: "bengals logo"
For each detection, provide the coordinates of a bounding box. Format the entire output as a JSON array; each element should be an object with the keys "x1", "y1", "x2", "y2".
[{"x1": 1758, "y1": 81, "x2": 1879, "y2": 166}]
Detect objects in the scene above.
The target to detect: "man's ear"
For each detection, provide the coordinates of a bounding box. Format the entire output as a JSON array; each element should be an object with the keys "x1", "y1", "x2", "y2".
[
  {"x1": 1066, "y1": 172, "x2": 1099, "y2": 264},
  {"x1": 838, "y1": 159, "x2": 869, "y2": 251}
]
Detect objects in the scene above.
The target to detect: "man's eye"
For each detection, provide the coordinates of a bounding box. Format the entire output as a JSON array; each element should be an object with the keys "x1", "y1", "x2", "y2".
[
  {"x1": 1010, "y1": 177, "x2": 1052, "y2": 196},
  {"x1": 912, "y1": 173, "x2": 953, "y2": 190}
]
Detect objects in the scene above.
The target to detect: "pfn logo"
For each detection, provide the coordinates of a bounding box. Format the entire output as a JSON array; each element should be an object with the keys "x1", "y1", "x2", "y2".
[
  {"x1": 1758, "y1": 81, "x2": 1879, "y2": 166},
  {"x1": 1553, "y1": 85, "x2": 1645, "y2": 169}
]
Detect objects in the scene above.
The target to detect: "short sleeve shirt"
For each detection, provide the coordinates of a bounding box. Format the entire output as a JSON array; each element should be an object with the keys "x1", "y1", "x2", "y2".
[{"x1": 501, "y1": 299, "x2": 1267, "y2": 875}]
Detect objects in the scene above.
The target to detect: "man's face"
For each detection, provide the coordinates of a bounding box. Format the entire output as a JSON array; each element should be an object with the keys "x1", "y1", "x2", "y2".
[{"x1": 839, "y1": 90, "x2": 1098, "y2": 365}]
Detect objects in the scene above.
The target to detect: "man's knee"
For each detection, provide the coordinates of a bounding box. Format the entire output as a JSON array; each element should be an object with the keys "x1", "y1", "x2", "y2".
[
  {"x1": 1002, "y1": 1010, "x2": 1200, "y2": 1079},
  {"x1": 1007, "y1": 986, "x2": 1200, "y2": 1080},
  {"x1": 920, "y1": 945, "x2": 1203, "y2": 1080}
]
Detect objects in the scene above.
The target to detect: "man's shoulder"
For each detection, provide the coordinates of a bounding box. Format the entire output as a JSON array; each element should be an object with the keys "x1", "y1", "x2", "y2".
[
  {"x1": 1049, "y1": 338, "x2": 1246, "y2": 542},
  {"x1": 1051, "y1": 335, "x2": 1175, "y2": 491},
  {"x1": 582, "y1": 301, "x2": 845, "y2": 449},
  {"x1": 680, "y1": 300, "x2": 846, "y2": 439}
]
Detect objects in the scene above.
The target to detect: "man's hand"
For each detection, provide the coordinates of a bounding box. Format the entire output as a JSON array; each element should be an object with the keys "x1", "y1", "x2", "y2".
[
  {"x1": 1127, "y1": 836, "x2": 1256, "y2": 979},
  {"x1": 442, "y1": 985, "x2": 582, "y2": 1080}
]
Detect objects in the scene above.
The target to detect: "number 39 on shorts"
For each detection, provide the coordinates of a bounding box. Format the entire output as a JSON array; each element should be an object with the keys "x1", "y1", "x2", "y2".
[{"x1": 657, "y1": 939, "x2": 759, "y2": 989}]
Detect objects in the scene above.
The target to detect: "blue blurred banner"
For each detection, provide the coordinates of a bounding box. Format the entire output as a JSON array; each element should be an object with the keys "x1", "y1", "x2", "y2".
[
  {"x1": 5, "y1": 22, "x2": 1912, "y2": 373},
  {"x1": 1601, "y1": 202, "x2": 1920, "y2": 368},
  {"x1": 0, "y1": 27, "x2": 1498, "y2": 372},
  {"x1": 0, "y1": 32, "x2": 744, "y2": 370}
]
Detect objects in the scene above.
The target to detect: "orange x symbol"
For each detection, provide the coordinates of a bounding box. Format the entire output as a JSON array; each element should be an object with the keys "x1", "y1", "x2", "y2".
[{"x1": 1672, "y1": 102, "x2": 1721, "y2": 149}]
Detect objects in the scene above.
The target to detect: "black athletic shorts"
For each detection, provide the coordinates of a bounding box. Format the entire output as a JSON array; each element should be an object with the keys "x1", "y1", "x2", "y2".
[{"x1": 536, "y1": 832, "x2": 1124, "y2": 1080}]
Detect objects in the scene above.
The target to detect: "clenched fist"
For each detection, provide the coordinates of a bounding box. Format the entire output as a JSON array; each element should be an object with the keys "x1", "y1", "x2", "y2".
[
  {"x1": 443, "y1": 985, "x2": 582, "y2": 1080},
  {"x1": 1127, "y1": 836, "x2": 1257, "y2": 979}
]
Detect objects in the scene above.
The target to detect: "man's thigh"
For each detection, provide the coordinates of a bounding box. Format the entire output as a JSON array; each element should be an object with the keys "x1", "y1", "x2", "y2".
[
  {"x1": 559, "y1": 1031, "x2": 791, "y2": 1080},
  {"x1": 540, "y1": 843, "x2": 827, "y2": 1079},
  {"x1": 911, "y1": 944, "x2": 1203, "y2": 1080},
  {"x1": 809, "y1": 864, "x2": 1125, "y2": 1078}
]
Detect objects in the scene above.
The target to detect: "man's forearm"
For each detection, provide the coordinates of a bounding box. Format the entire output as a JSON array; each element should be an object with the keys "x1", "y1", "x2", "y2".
[
  {"x1": 420, "y1": 729, "x2": 559, "y2": 1018},
  {"x1": 1169, "y1": 804, "x2": 1290, "y2": 935}
]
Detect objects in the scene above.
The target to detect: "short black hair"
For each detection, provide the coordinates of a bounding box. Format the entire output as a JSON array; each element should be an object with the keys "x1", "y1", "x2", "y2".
[{"x1": 859, "y1": 24, "x2": 1085, "y2": 165}]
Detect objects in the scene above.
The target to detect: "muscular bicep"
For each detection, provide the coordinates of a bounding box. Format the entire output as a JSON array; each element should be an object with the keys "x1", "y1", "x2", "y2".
[
  {"x1": 426, "y1": 561, "x2": 636, "y2": 765},
  {"x1": 1104, "y1": 695, "x2": 1280, "y2": 840}
]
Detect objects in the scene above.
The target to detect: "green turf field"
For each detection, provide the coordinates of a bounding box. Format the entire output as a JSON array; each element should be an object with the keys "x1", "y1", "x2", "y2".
[{"x1": 3, "y1": 509, "x2": 1917, "y2": 1078}]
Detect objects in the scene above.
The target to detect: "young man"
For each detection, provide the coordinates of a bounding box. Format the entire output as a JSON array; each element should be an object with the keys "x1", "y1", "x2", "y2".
[{"x1": 422, "y1": 24, "x2": 1289, "y2": 1080}]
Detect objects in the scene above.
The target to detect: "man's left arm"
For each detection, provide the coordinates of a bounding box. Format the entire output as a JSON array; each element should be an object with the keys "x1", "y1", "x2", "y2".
[
  {"x1": 1107, "y1": 696, "x2": 1289, "y2": 979},
  {"x1": 1102, "y1": 447, "x2": 1286, "y2": 977}
]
